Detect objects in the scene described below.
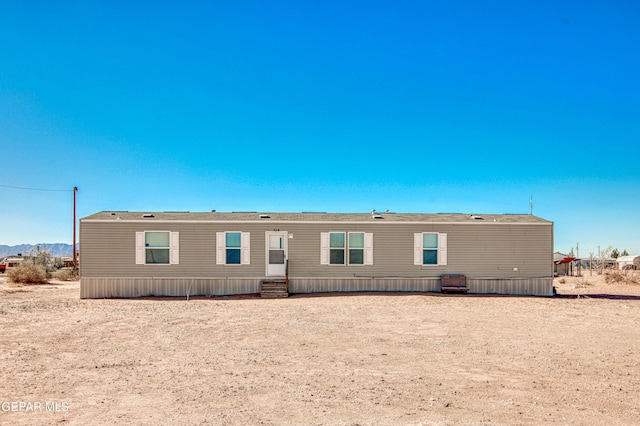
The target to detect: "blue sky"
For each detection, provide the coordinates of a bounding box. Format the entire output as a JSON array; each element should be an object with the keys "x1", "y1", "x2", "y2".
[{"x1": 1, "y1": 1, "x2": 639, "y2": 255}]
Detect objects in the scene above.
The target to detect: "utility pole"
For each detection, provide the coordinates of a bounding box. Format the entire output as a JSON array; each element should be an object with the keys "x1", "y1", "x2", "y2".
[{"x1": 73, "y1": 187, "x2": 78, "y2": 274}]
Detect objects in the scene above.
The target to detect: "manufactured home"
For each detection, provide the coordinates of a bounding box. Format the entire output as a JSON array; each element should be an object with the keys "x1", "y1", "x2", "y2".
[
  {"x1": 79, "y1": 211, "x2": 554, "y2": 298},
  {"x1": 617, "y1": 255, "x2": 640, "y2": 270},
  {"x1": 0, "y1": 256, "x2": 24, "y2": 273}
]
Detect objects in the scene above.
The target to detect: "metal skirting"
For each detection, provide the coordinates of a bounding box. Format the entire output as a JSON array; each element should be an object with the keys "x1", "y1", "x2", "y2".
[
  {"x1": 80, "y1": 277, "x2": 260, "y2": 298},
  {"x1": 289, "y1": 277, "x2": 442, "y2": 293},
  {"x1": 468, "y1": 277, "x2": 553, "y2": 296},
  {"x1": 289, "y1": 277, "x2": 551, "y2": 295},
  {"x1": 80, "y1": 276, "x2": 554, "y2": 298}
]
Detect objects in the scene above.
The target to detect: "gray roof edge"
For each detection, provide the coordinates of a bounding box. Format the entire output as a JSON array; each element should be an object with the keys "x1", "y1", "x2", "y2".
[{"x1": 81, "y1": 211, "x2": 552, "y2": 224}]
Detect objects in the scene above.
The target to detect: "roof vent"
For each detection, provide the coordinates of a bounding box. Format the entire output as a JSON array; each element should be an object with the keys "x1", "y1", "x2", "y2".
[
  {"x1": 259, "y1": 214, "x2": 271, "y2": 219},
  {"x1": 142, "y1": 214, "x2": 155, "y2": 218}
]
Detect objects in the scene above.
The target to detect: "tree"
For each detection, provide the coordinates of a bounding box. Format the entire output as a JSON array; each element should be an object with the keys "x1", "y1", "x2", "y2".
[
  {"x1": 27, "y1": 244, "x2": 61, "y2": 276},
  {"x1": 568, "y1": 247, "x2": 575, "y2": 257},
  {"x1": 589, "y1": 245, "x2": 613, "y2": 275},
  {"x1": 611, "y1": 248, "x2": 620, "y2": 259},
  {"x1": 622, "y1": 249, "x2": 629, "y2": 257}
]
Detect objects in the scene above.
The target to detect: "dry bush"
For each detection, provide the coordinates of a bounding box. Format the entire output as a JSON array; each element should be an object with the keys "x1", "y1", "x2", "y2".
[
  {"x1": 7, "y1": 263, "x2": 49, "y2": 285},
  {"x1": 559, "y1": 278, "x2": 566, "y2": 284},
  {"x1": 605, "y1": 271, "x2": 625, "y2": 284},
  {"x1": 55, "y1": 268, "x2": 78, "y2": 281},
  {"x1": 574, "y1": 278, "x2": 591, "y2": 288},
  {"x1": 605, "y1": 270, "x2": 640, "y2": 285}
]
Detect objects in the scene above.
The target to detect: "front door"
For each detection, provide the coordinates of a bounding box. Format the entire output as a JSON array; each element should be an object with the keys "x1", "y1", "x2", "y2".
[{"x1": 266, "y1": 231, "x2": 288, "y2": 276}]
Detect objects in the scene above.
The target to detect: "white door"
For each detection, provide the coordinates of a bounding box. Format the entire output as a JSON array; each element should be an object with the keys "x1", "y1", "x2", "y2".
[{"x1": 266, "y1": 232, "x2": 288, "y2": 276}]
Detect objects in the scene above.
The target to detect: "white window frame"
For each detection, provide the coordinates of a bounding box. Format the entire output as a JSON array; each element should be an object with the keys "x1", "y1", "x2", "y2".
[
  {"x1": 414, "y1": 232, "x2": 447, "y2": 266},
  {"x1": 135, "y1": 231, "x2": 179, "y2": 265},
  {"x1": 321, "y1": 232, "x2": 373, "y2": 266},
  {"x1": 347, "y1": 232, "x2": 365, "y2": 265},
  {"x1": 216, "y1": 231, "x2": 250, "y2": 265},
  {"x1": 330, "y1": 232, "x2": 346, "y2": 265}
]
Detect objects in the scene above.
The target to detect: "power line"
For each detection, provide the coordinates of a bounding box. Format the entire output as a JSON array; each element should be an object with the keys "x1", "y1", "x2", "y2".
[{"x1": 0, "y1": 184, "x2": 73, "y2": 192}]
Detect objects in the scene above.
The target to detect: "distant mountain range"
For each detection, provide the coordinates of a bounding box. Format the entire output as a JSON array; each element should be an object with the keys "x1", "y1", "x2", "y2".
[{"x1": 0, "y1": 244, "x2": 75, "y2": 258}]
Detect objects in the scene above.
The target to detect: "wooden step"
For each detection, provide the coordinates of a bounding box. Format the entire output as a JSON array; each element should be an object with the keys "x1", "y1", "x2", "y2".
[
  {"x1": 261, "y1": 280, "x2": 288, "y2": 298},
  {"x1": 441, "y1": 286, "x2": 469, "y2": 293}
]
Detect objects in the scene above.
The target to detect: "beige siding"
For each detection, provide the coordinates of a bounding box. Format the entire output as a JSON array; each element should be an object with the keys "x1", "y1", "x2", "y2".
[{"x1": 80, "y1": 218, "x2": 553, "y2": 297}]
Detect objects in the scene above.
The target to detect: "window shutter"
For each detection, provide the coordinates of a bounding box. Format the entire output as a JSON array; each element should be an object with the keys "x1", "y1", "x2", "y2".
[
  {"x1": 135, "y1": 232, "x2": 145, "y2": 265},
  {"x1": 320, "y1": 232, "x2": 329, "y2": 265},
  {"x1": 364, "y1": 233, "x2": 374, "y2": 265},
  {"x1": 438, "y1": 233, "x2": 448, "y2": 266},
  {"x1": 170, "y1": 232, "x2": 179, "y2": 264},
  {"x1": 241, "y1": 232, "x2": 250, "y2": 265},
  {"x1": 414, "y1": 233, "x2": 422, "y2": 265},
  {"x1": 216, "y1": 232, "x2": 225, "y2": 265}
]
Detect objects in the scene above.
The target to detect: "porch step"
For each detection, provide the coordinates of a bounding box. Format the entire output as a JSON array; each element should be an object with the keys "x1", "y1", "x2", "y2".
[{"x1": 261, "y1": 280, "x2": 289, "y2": 298}]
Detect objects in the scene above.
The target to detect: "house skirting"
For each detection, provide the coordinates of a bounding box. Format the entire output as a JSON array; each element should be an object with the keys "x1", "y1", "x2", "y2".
[
  {"x1": 291, "y1": 277, "x2": 552, "y2": 296},
  {"x1": 80, "y1": 276, "x2": 553, "y2": 298},
  {"x1": 467, "y1": 277, "x2": 553, "y2": 296}
]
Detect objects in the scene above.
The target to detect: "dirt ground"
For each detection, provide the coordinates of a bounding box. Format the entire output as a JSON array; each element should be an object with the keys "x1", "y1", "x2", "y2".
[{"x1": 1, "y1": 272, "x2": 640, "y2": 425}]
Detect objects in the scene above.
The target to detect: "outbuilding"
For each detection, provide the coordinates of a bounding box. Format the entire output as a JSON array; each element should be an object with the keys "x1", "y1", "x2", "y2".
[
  {"x1": 554, "y1": 252, "x2": 577, "y2": 276},
  {"x1": 617, "y1": 255, "x2": 640, "y2": 270},
  {"x1": 79, "y1": 211, "x2": 554, "y2": 298}
]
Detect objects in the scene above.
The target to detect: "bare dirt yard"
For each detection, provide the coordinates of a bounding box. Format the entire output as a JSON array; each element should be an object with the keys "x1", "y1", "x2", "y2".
[{"x1": 2, "y1": 272, "x2": 640, "y2": 425}]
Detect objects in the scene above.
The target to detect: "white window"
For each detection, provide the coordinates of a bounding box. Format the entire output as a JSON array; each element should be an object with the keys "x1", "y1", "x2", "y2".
[
  {"x1": 414, "y1": 232, "x2": 447, "y2": 266},
  {"x1": 330, "y1": 232, "x2": 345, "y2": 264},
  {"x1": 216, "y1": 232, "x2": 250, "y2": 265},
  {"x1": 135, "y1": 231, "x2": 179, "y2": 265},
  {"x1": 348, "y1": 232, "x2": 364, "y2": 265},
  {"x1": 321, "y1": 232, "x2": 373, "y2": 265}
]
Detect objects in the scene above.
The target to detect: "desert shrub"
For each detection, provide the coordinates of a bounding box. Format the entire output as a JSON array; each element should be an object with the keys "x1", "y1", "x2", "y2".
[
  {"x1": 605, "y1": 270, "x2": 639, "y2": 285},
  {"x1": 574, "y1": 278, "x2": 591, "y2": 288},
  {"x1": 28, "y1": 244, "x2": 60, "y2": 274},
  {"x1": 605, "y1": 271, "x2": 624, "y2": 284},
  {"x1": 54, "y1": 268, "x2": 78, "y2": 281},
  {"x1": 7, "y1": 263, "x2": 49, "y2": 285}
]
